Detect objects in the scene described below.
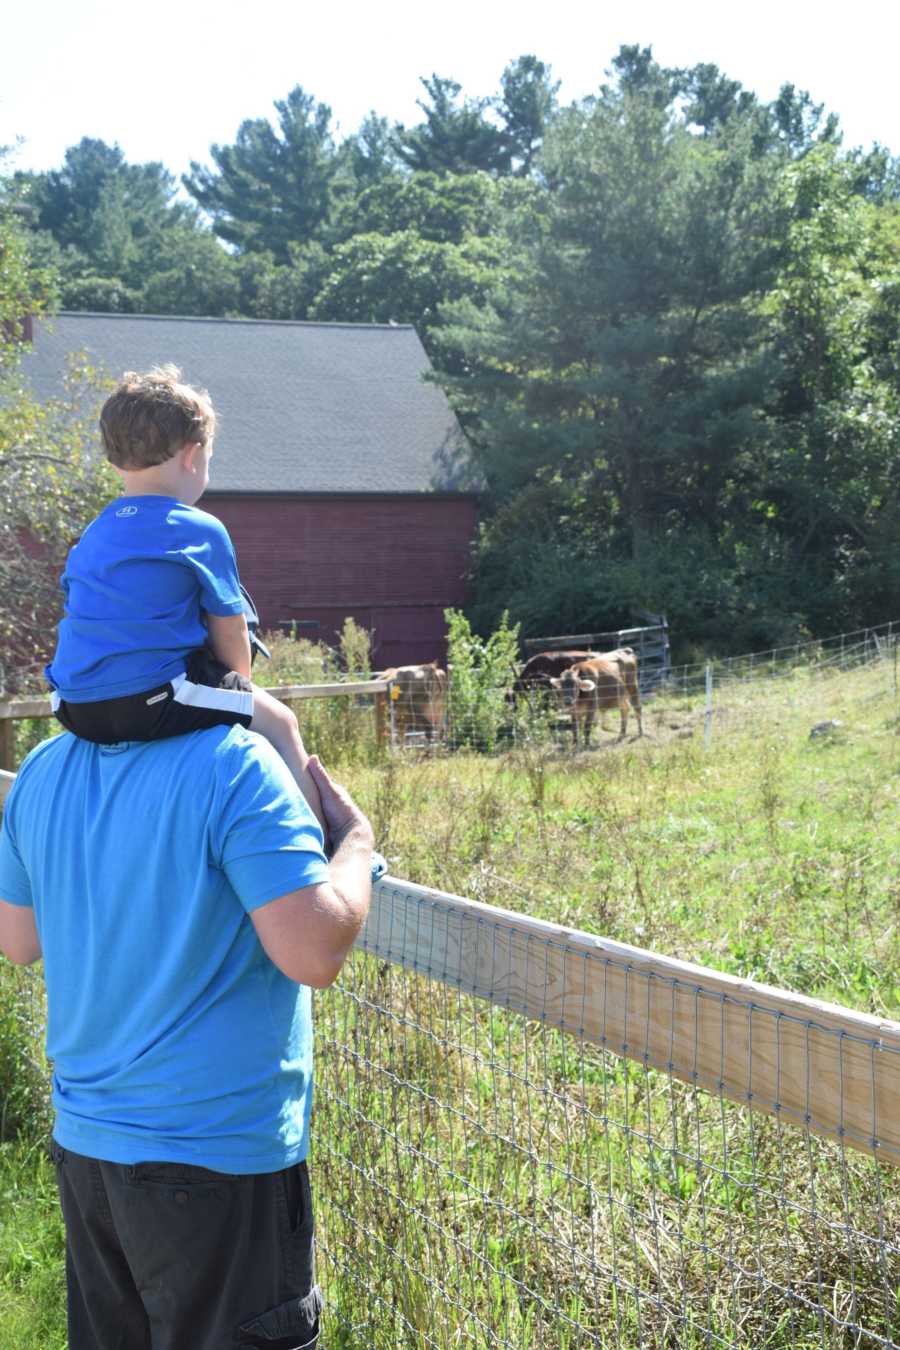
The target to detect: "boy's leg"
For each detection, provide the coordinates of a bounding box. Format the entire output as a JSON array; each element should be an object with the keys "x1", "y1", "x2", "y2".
[{"x1": 250, "y1": 686, "x2": 328, "y2": 839}]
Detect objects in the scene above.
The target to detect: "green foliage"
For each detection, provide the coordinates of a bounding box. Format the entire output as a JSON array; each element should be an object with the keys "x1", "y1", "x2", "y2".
[
  {"x1": 0, "y1": 1141, "x2": 66, "y2": 1346},
  {"x1": 255, "y1": 631, "x2": 337, "y2": 685},
  {"x1": 495, "y1": 55, "x2": 559, "y2": 175},
  {"x1": 310, "y1": 229, "x2": 503, "y2": 348},
  {"x1": 0, "y1": 168, "x2": 117, "y2": 687},
  {"x1": 338, "y1": 618, "x2": 372, "y2": 677},
  {"x1": 253, "y1": 631, "x2": 381, "y2": 766},
  {"x1": 444, "y1": 608, "x2": 520, "y2": 751},
  {"x1": 183, "y1": 87, "x2": 342, "y2": 261},
  {"x1": 14, "y1": 137, "x2": 235, "y2": 315},
  {"x1": 394, "y1": 75, "x2": 510, "y2": 176},
  {"x1": 432, "y1": 50, "x2": 900, "y2": 652},
  {"x1": 339, "y1": 171, "x2": 496, "y2": 244},
  {"x1": 0, "y1": 964, "x2": 51, "y2": 1143}
]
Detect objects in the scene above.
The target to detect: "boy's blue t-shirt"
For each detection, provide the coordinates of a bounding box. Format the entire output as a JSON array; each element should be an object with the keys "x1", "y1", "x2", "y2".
[
  {"x1": 46, "y1": 495, "x2": 245, "y2": 702},
  {"x1": 0, "y1": 726, "x2": 330, "y2": 1173}
]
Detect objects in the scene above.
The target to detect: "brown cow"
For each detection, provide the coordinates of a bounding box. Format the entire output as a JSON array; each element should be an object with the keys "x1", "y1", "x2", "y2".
[
  {"x1": 377, "y1": 662, "x2": 447, "y2": 743},
  {"x1": 550, "y1": 649, "x2": 643, "y2": 745},
  {"x1": 514, "y1": 650, "x2": 599, "y2": 694}
]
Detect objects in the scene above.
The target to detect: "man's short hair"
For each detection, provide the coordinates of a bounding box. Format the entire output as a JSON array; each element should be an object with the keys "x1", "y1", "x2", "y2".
[{"x1": 100, "y1": 365, "x2": 217, "y2": 469}]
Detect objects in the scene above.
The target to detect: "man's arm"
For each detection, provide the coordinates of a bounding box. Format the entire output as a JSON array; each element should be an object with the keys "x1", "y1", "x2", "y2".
[
  {"x1": 0, "y1": 900, "x2": 41, "y2": 965},
  {"x1": 206, "y1": 612, "x2": 252, "y2": 679},
  {"x1": 250, "y1": 757, "x2": 373, "y2": 987}
]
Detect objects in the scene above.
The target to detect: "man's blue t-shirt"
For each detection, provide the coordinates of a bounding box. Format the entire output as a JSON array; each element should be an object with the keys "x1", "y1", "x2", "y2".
[
  {"x1": 0, "y1": 727, "x2": 329, "y2": 1173},
  {"x1": 46, "y1": 495, "x2": 244, "y2": 702}
]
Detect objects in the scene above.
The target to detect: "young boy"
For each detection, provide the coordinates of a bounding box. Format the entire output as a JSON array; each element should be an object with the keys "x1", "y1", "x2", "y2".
[{"x1": 44, "y1": 365, "x2": 327, "y2": 836}]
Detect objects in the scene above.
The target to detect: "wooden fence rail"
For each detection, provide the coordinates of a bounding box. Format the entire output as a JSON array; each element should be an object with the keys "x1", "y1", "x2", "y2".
[
  {"x1": 0, "y1": 680, "x2": 392, "y2": 772},
  {"x1": 364, "y1": 877, "x2": 900, "y2": 1166}
]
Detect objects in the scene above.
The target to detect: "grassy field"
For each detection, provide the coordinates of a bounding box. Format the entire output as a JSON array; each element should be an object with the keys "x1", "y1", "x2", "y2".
[{"x1": 0, "y1": 654, "x2": 897, "y2": 1346}]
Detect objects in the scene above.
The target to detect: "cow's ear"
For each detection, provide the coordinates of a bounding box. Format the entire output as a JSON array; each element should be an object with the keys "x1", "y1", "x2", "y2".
[
  {"x1": 549, "y1": 677, "x2": 562, "y2": 688},
  {"x1": 578, "y1": 678, "x2": 597, "y2": 692}
]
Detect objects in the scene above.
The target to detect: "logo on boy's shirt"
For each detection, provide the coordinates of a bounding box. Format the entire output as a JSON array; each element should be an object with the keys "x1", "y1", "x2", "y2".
[{"x1": 116, "y1": 505, "x2": 138, "y2": 517}]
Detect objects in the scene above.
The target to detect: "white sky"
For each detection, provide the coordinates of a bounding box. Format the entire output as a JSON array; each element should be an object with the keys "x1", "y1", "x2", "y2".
[{"x1": 2, "y1": 0, "x2": 898, "y2": 182}]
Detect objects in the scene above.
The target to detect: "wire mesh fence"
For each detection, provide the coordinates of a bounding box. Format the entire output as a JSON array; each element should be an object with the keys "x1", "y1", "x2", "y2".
[{"x1": 314, "y1": 879, "x2": 900, "y2": 1349}]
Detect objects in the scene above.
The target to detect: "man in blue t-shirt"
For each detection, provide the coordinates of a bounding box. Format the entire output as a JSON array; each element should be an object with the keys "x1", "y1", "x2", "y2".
[{"x1": 0, "y1": 726, "x2": 373, "y2": 1350}]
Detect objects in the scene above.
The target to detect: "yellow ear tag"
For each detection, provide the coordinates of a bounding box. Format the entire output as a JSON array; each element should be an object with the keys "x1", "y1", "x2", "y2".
[{"x1": 390, "y1": 685, "x2": 401, "y2": 700}]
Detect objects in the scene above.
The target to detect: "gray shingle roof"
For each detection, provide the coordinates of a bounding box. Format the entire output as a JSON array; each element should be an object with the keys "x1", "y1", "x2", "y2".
[{"x1": 23, "y1": 313, "x2": 470, "y2": 494}]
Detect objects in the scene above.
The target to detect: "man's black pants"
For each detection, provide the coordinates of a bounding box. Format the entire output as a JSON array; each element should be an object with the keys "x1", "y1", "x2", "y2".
[{"x1": 52, "y1": 1144, "x2": 322, "y2": 1350}]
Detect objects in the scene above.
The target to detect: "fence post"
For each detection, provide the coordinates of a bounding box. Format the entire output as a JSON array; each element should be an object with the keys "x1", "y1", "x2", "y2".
[
  {"x1": 374, "y1": 691, "x2": 387, "y2": 750},
  {"x1": 704, "y1": 665, "x2": 713, "y2": 752},
  {"x1": 0, "y1": 717, "x2": 14, "y2": 773}
]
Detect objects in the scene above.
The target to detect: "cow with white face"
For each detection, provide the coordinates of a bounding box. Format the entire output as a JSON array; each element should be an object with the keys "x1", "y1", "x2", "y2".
[
  {"x1": 550, "y1": 649, "x2": 643, "y2": 746},
  {"x1": 377, "y1": 661, "x2": 447, "y2": 744}
]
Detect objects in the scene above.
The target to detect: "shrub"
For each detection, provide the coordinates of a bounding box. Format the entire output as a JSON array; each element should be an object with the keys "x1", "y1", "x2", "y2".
[
  {"x1": 338, "y1": 618, "x2": 373, "y2": 678},
  {"x1": 254, "y1": 629, "x2": 381, "y2": 767},
  {"x1": 445, "y1": 608, "x2": 520, "y2": 752},
  {"x1": 255, "y1": 631, "x2": 337, "y2": 686}
]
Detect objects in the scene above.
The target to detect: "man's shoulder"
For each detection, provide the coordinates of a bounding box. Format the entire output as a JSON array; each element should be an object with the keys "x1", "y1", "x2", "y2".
[
  {"x1": 16, "y1": 730, "x2": 71, "y2": 774},
  {"x1": 7, "y1": 727, "x2": 274, "y2": 795},
  {"x1": 209, "y1": 725, "x2": 284, "y2": 775},
  {"x1": 4, "y1": 731, "x2": 75, "y2": 808}
]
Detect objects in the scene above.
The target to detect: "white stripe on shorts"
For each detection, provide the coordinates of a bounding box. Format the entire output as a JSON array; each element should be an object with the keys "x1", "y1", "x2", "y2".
[{"x1": 171, "y1": 672, "x2": 254, "y2": 719}]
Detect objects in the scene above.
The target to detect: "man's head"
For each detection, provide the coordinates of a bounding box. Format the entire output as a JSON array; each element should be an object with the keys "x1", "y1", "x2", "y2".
[{"x1": 100, "y1": 365, "x2": 216, "y2": 470}]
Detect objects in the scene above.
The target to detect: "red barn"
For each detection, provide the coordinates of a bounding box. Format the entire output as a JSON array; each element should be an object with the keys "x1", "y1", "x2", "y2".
[{"x1": 24, "y1": 313, "x2": 477, "y2": 668}]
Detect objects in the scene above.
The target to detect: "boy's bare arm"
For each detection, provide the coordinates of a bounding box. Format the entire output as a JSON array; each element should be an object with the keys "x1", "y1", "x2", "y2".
[{"x1": 206, "y1": 612, "x2": 252, "y2": 679}]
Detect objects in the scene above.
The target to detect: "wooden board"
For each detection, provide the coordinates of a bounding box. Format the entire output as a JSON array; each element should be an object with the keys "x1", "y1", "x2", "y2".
[
  {"x1": 0, "y1": 699, "x2": 53, "y2": 721},
  {"x1": 0, "y1": 770, "x2": 13, "y2": 803},
  {"x1": 264, "y1": 681, "x2": 389, "y2": 700},
  {"x1": 362, "y1": 877, "x2": 900, "y2": 1165},
  {"x1": 0, "y1": 721, "x2": 14, "y2": 773}
]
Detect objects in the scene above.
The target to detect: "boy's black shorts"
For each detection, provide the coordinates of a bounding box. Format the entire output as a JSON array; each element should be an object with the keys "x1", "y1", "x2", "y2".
[{"x1": 52, "y1": 648, "x2": 254, "y2": 744}]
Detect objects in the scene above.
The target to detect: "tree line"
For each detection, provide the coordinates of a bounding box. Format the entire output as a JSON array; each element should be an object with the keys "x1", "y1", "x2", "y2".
[{"x1": 3, "y1": 45, "x2": 900, "y2": 659}]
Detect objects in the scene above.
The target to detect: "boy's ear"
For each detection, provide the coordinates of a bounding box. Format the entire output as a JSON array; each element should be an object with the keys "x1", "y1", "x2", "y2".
[{"x1": 179, "y1": 441, "x2": 204, "y2": 471}]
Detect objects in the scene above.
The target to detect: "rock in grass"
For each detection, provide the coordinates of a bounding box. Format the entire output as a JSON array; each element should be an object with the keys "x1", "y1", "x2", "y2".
[{"x1": 809, "y1": 719, "x2": 843, "y2": 739}]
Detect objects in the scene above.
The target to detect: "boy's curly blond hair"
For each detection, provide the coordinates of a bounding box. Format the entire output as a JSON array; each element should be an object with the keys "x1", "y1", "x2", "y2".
[{"x1": 100, "y1": 365, "x2": 217, "y2": 469}]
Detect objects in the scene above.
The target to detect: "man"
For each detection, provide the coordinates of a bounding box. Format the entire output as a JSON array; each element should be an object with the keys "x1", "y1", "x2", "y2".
[{"x1": 0, "y1": 720, "x2": 374, "y2": 1349}]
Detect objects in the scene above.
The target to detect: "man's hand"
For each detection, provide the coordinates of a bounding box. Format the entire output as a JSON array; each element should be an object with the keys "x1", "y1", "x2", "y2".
[{"x1": 306, "y1": 756, "x2": 374, "y2": 856}]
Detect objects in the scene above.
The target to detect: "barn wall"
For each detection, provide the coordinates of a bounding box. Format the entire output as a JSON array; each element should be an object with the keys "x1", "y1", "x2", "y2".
[{"x1": 203, "y1": 493, "x2": 477, "y2": 668}]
